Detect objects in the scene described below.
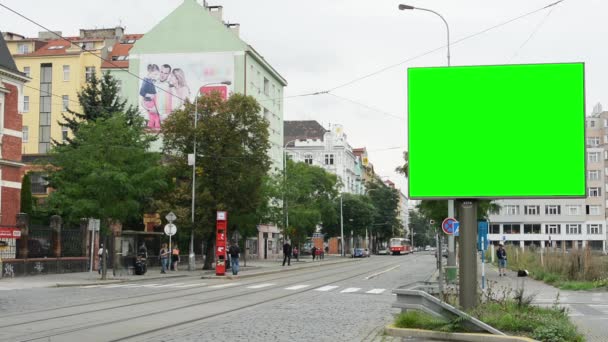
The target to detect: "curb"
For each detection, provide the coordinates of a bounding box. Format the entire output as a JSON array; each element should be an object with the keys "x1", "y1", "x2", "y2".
[
  {"x1": 55, "y1": 273, "x2": 190, "y2": 287},
  {"x1": 384, "y1": 326, "x2": 538, "y2": 342},
  {"x1": 201, "y1": 258, "x2": 356, "y2": 280}
]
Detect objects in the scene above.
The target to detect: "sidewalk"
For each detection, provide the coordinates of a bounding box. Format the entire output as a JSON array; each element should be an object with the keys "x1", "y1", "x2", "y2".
[{"x1": 0, "y1": 255, "x2": 353, "y2": 289}]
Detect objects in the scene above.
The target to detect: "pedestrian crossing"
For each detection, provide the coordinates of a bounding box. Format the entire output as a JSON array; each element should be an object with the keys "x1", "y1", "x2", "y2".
[{"x1": 78, "y1": 282, "x2": 390, "y2": 295}]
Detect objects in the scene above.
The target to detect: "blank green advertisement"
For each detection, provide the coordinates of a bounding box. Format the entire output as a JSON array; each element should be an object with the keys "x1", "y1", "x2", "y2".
[{"x1": 408, "y1": 63, "x2": 586, "y2": 199}]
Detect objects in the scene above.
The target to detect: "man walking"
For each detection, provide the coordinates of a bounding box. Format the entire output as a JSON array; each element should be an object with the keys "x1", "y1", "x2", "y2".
[
  {"x1": 497, "y1": 243, "x2": 507, "y2": 276},
  {"x1": 228, "y1": 240, "x2": 240, "y2": 275},
  {"x1": 311, "y1": 246, "x2": 317, "y2": 261},
  {"x1": 282, "y1": 240, "x2": 292, "y2": 266}
]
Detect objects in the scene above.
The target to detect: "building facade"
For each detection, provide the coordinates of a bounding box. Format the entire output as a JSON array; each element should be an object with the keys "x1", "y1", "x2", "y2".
[
  {"x1": 0, "y1": 32, "x2": 28, "y2": 226},
  {"x1": 284, "y1": 120, "x2": 364, "y2": 194},
  {"x1": 489, "y1": 111, "x2": 608, "y2": 252}
]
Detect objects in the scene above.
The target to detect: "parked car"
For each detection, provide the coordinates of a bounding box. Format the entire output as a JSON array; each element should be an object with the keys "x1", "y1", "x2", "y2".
[
  {"x1": 377, "y1": 248, "x2": 388, "y2": 255},
  {"x1": 352, "y1": 248, "x2": 369, "y2": 258},
  {"x1": 424, "y1": 245, "x2": 431, "y2": 251},
  {"x1": 362, "y1": 248, "x2": 371, "y2": 257}
]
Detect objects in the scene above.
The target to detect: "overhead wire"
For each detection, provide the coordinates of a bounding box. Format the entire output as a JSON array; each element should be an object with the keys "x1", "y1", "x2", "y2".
[{"x1": 508, "y1": 2, "x2": 560, "y2": 62}]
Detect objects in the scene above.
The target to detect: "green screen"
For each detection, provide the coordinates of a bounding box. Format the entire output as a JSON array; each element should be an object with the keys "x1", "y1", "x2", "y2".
[{"x1": 408, "y1": 63, "x2": 586, "y2": 199}]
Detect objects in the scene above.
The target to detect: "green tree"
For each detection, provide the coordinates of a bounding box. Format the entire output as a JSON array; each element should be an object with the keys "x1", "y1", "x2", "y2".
[
  {"x1": 324, "y1": 193, "x2": 374, "y2": 238},
  {"x1": 20, "y1": 173, "x2": 33, "y2": 215},
  {"x1": 161, "y1": 93, "x2": 272, "y2": 269},
  {"x1": 56, "y1": 73, "x2": 138, "y2": 146},
  {"x1": 408, "y1": 209, "x2": 435, "y2": 248},
  {"x1": 366, "y1": 181, "x2": 401, "y2": 245},
  {"x1": 46, "y1": 114, "x2": 167, "y2": 231}
]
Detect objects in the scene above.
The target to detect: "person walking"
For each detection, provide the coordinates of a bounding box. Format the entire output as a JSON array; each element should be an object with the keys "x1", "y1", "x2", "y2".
[
  {"x1": 171, "y1": 244, "x2": 180, "y2": 271},
  {"x1": 282, "y1": 241, "x2": 292, "y2": 266},
  {"x1": 228, "y1": 240, "x2": 240, "y2": 275},
  {"x1": 293, "y1": 246, "x2": 299, "y2": 261},
  {"x1": 97, "y1": 243, "x2": 108, "y2": 274},
  {"x1": 160, "y1": 243, "x2": 170, "y2": 274},
  {"x1": 311, "y1": 246, "x2": 317, "y2": 261},
  {"x1": 497, "y1": 243, "x2": 507, "y2": 276}
]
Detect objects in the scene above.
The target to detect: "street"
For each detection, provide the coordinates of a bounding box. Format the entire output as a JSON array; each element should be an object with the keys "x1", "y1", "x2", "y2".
[{"x1": 0, "y1": 253, "x2": 434, "y2": 342}]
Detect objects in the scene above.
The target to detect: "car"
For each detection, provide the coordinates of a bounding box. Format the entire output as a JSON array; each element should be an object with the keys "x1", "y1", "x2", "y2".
[
  {"x1": 377, "y1": 248, "x2": 388, "y2": 255},
  {"x1": 352, "y1": 248, "x2": 368, "y2": 258},
  {"x1": 424, "y1": 246, "x2": 431, "y2": 251},
  {"x1": 362, "y1": 248, "x2": 371, "y2": 257}
]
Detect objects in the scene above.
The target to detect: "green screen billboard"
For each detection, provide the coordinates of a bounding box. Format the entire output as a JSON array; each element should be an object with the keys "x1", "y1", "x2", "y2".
[{"x1": 408, "y1": 63, "x2": 586, "y2": 199}]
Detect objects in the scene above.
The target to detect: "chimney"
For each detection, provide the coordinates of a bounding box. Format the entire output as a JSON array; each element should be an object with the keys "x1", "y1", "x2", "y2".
[
  {"x1": 227, "y1": 23, "x2": 240, "y2": 37},
  {"x1": 208, "y1": 5, "x2": 223, "y2": 21},
  {"x1": 38, "y1": 31, "x2": 62, "y2": 40}
]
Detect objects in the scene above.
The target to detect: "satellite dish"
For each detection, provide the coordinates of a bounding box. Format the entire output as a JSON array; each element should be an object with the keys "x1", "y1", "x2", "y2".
[{"x1": 592, "y1": 102, "x2": 603, "y2": 116}]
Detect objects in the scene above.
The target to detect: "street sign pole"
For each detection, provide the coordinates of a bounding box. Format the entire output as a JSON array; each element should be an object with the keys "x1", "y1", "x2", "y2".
[
  {"x1": 448, "y1": 200, "x2": 456, "y2": 268},
  {"x1": 90, "y1": 227, "x2": 95, "y2": 273}
]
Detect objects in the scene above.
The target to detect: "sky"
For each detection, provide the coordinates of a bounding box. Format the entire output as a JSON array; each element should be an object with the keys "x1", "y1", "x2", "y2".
[{"x1": 2, "y1": 0, "x2": 606, "y2": 195}]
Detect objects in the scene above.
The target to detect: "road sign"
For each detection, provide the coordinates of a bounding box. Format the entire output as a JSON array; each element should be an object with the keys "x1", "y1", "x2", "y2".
[
  {"x1": 441, "y1": 217, "x2": 459, "y2": 235},
  {"x1": 87, "y1": 219, "x2": 100, "y2": 232},
  {"x1": 165, "y1": 212, "x2": 177, "y2": 223},
  {"x1": 217, "y1": 211, "x2": 227, "y2": 221},
  {"x1": 164, "y1": 223, "x2": 177, "y2": 236}
]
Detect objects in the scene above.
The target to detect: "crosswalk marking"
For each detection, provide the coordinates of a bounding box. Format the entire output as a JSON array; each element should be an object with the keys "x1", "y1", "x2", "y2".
[
  {"x1": 340, "y1": 287, "x2": 361, "y2": 293},
  {"x1": 285, "y1": 285, "x2": 310, "y2": 290},
  {"x1": 210, "y1": 283, "x2": 240, "y2": 288},
  {"x1": 315, "y1": 286, "x2": 339, "y2": 292},
  {"x1": 175, "y1": 283, "x2": 205, "y2": 288},
  {"x1": 366, "y1": 289, "x2": 386, "y2": 294},
  {"x1": 247, "y1": 283, "x2": 275, "y2": 289}
]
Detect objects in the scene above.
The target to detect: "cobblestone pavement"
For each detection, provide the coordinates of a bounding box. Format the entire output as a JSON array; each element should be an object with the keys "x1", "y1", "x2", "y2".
[{"x1": 0, "y1": 253, "x2": 435, "y2": 342}]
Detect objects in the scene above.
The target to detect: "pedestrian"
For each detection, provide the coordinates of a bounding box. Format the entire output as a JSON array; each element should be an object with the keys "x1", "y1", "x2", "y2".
[
  {"x1": 97, "y1": 243, "x2": 108, "y2": 274},
  {"x1": 160, "y1": 243, "x2": 169, "y2": 274},
  {"x1": 497, "y1": 243, "x2": 507, "y2": 276},
  {"x1": 311, "y1": 246, "x2": 317, "y2": 261},
  {"x1": 293, "y1": 246, "x2": 299, "y2": 261},
  {"x1": 172, "y1": 244, "x2": 180, "y2": 271},
  {"x1": 282, "y1": 240, "x2": 292, "y2": 266},
  {"x1": 228, "y1": 240, "x2": 240, "y2": 275}
]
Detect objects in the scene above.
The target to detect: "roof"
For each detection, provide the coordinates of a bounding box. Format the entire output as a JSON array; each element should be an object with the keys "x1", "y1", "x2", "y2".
[
  {"x1": 101, "y1": 34, "x2": 144, "y2": 69},
  {"x1": 24, "y1": 38, "x2": 77, "y2": 56},
  {"x1": 284, "y1": 120, "x2": 328, "y2": 146},
  {"x1": 0, "y1": 31, "x2": 21, "y2": 74}
]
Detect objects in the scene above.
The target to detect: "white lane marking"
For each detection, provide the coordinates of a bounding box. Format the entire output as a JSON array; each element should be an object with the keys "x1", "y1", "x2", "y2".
[
  {"x1": 210, "y1": 283, "x2": 241, "y2": 288},
  {"x1": 105, "y1": 284, "x2": 131, "y2": 288},
  {"x1": 340, "y1": 287, "x2": 361, "y2": 293},
  {"x1": 285, "y1": 285, "x2": 310, "y2": 290},
  {"x1": 364, "y1": 265, "x2": 401, "y2": 280},
  {"x1": 82, "y1": 285, "x2": 101, "y2": 288},
  {"x1": 315, "y1": 285, "x2": 339, "y2": 292},
  {"x1": 175, "y1": 283, "x2": 206, "y2": 288},
  {"x1": 155, "y1": 283, "x2": 185, "y2": 288},
  {"x1": 141, "y1": 284, "x2": 161, "y2": 287},
  {"x1": 247, "y1": 283, "x2": 275, "y2": 289},
  {"x1": 366, "y1": 288, "x2": 386, "y2": 294}
]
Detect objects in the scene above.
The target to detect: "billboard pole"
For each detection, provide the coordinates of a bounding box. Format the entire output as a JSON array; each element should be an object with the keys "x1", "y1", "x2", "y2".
[{"x1": 459, "y1": 200, "x2": 478, "y2": 309}]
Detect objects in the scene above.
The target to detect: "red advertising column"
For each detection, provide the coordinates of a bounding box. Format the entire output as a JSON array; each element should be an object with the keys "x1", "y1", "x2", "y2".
[{"x1": 215, "y1": 211, "x2": 228, "y2": 276}]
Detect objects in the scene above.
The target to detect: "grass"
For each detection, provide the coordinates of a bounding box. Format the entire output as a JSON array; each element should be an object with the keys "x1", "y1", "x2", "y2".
[{"x1": 487, "y1": 246, "x2": 608, "y2": 290}]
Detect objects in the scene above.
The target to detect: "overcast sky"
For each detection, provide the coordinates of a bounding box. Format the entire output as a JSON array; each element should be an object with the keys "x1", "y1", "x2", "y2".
[{"x1": 2, "y1": 0, "x2": 606, "y2": 194}]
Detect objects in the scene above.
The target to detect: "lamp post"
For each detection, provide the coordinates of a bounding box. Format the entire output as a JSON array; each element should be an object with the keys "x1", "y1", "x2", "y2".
[
  {"x1": 283, "y1": 139, "x2": 297, "y2": 236},
  {"x1": 189, "y1": 81, "x2": 232, "y2": 272},
  {"x1": 398, "y1": 4, "x2": 451, "y2": 67},
  {"x1": 340, "y1": 193, "x2": 344, "y2": 257}
]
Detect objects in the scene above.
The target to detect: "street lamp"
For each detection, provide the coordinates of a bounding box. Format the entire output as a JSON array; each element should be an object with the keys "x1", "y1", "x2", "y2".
[
  {"x1": 189, "y1": 80, "x2": 232, "y2": 271},
  {"x1": 398, "y1": 4, "x2": 451, "y2": 66},
  {"x1": 283, "y1": 139, "x2": 297, "y2": 236}
]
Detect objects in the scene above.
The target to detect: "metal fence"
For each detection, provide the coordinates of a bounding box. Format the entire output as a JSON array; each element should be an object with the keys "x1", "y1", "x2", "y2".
[
  {"x1": 27, "y1": 225, "x2": 53, "y2": 258},
  {"x1": 62, "y1": 228, "x2": 84, "y2": 257}
]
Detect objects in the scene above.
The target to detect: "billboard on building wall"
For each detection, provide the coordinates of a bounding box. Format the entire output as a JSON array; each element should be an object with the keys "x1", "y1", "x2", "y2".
[
  {"x1": 408, "y1": 62, "x2": 586, "y2": 199},
  {"x1": 138, "y1": 52, "x2": 235, "y2": 130}
]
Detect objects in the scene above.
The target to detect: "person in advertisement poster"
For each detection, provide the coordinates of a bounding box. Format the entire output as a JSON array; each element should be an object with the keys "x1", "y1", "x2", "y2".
[{"x1": 139, "y1": 64, "x2": 161, "y2": 130}]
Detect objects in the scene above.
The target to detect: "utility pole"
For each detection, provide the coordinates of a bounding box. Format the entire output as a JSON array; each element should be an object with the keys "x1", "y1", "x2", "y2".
[{"x1": 459, "y1": 200, "x2": 478, "y2": 309}]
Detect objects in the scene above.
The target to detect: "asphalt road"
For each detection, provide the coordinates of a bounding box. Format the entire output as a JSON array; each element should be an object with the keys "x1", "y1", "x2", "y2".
[{"x1": 0, "y1": 253, "x2": 436, "y2": 342}]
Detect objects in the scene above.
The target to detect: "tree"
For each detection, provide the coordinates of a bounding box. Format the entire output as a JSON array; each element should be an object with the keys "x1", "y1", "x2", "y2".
[
  {"x1": 408, "y1": 209, "x2": 435, "y2": 248},
  {"x1": 366, "y1": 181, "x2": 401, "y2": 243},
  {"x1": 324, "y1": 193, "x2": 374, "y2": 238},
  {"x1": 46, "y1": 114, "x2": 167, "y2": 231},
  {"x1": 161, "y1": 93, "x2": 272, "y2": 269},
  {"x1": 20, "y1": 173, "x2": 33, "y2": 215},
  {"x1": 56, "y1": 73, "x2": 138, "y2": 146}
]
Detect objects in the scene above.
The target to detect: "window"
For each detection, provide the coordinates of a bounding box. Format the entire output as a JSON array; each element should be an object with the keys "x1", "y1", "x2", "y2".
[
  {"x1": 503, "y1": 224, "x2": 521, "y2": 234},
  {"x1": 23, "y1": 66, "x2": 30, "y2": 77},
  {"x1": 523, "y1": 224, "x2": 541, "y2": 234},
  {"x1": 85, "y1": 66, "x2": 95, "y2": 82},
  {"x1": 23, "y1": 96, "x2": 29, "y2": 112},
  {"x1": 566, "y1": 205, "x2": 580, "y2": 215},
  {"x1": 566, "y1": 224, "x2": 581, "y2": 235},
  {"x1": 504, "y1": 205, "x2": 519, "y2": 215},
  {"x1": 490, "y1": 224, "x2": 500, "y2": 234},
  {"x1": 589, "y1": 187, "x2": 601, "y2": 197},
  {"x1": 546, "y1": 224, "x2": 561, "y2": 234},
  {"x1": 324, "y1": 154, "x2": 334, "y2": 165},
  {"x1": 263, "y1": 108, "x2": 270, "y2": 121},
  {"x1": 545, "y1": 205, "x2": 561, "y2": 215},
  {"x1": 589, "y1": 170, "x2": 600, "y2": 181},
  {"x1": 116, "y1": 80, "x2": 122, "y2": 92},
  {"x1": 121, "y1": 39, "x2": 136, "y2": 44},
  {"x1": 587, "y1": 224, "x2": 602, "y2": 235},
  {"x1": 82, "y1": 42, "x2": 95, "y2": 50},
  {"x1": 587, "y1": 137, "x2": 600, "y2": 146},
  {"x1": 111, "y1": 56, "x2": 128, "y2": 61},
  {"x1": 63, "y1": 65, "x2": 70, "y2": 81},
  {"x1": 62, "y1": 126, "x2": 69, "y2": 143},
  {"x1": 587, "y1": 205, "x2": 601, "y2": 215},
  {"x1": 588, "y1": 152, "x2": 600, "y2": 163},
  {"x1": 263, "y1": 77, "x2": 269, "y2": 95},
  {"x1": 22, "y1": 126, "x2": 29, "y2": 142},
  {"x1": 62, "y1": 95, "x2": 69, "y2": 112},
  {"x1": 18, "y1": 43, "x2": 29, "y2": 54},
  {"x1": 29, "y1": 173, "x2": 48, "y2": 195},
  {"x1": 590, "y1": 120, "x2": 596, "y2": 127},
  {"x1": 524, "y1": 205, "x2": 539, "y2": 215},
  {"x1": 304, "y1": 154, "x2": 313, "y2": 165}
]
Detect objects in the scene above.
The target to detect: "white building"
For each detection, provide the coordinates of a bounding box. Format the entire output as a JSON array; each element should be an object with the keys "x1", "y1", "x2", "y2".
[{"x1": 284, "y1": 121, "x2": 364, "y2": 194}]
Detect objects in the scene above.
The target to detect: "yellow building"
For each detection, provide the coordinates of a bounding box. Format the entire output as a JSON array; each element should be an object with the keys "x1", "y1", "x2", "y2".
[{"x1": 2, "y1": 28, "x2": 128, "y2": 155}]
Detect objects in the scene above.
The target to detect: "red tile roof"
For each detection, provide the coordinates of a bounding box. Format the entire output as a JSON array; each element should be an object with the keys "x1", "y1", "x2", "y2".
[
  {"x1": 101, "y1": 34, "x2": 143, "y2": 69},
  {"x1": 22, "y1": 37, "x2": 79, "y2": 56}
]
